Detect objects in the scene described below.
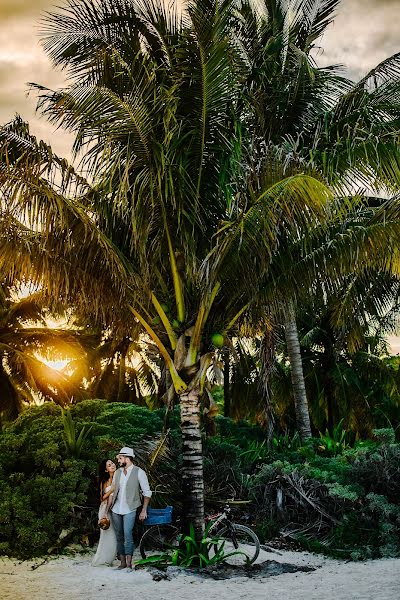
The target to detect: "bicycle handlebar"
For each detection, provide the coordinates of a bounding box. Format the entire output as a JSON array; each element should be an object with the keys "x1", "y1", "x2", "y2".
[{"x1": 212, "y1": 499, "x2": 253, "y2": 506}]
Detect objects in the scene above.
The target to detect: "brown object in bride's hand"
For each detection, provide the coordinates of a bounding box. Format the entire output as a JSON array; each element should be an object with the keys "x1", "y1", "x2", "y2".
[{"x1": 99, "y1": 516, "x2": 110, "y2": 530}]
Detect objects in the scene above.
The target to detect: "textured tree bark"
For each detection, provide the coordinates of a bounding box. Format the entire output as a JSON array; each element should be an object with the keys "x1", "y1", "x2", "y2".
[
  {"x1": 284, "y1": 303, "x2": 312, "y2": 440},
  {"x1": 180, "y1": 386, "x2": 205, "y2": 541},
  {"x1": 260, "y1": 328, "x2": 276, "y2": 443},
  {"x1": 223, "y1": 350, "x2": 231, "y2": 418},
  {"x1": 323, "y1": 352, "x2": 335, "y2": 435}
]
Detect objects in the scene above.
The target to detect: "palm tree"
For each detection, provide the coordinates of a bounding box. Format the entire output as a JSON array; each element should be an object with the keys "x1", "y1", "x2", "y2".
[
  {"x1": 234, "y1": 0, "x2": 400, "y2": 437},
  {"x1": 249, "y1": 191, "x2": 400, "y2": 438},
  {"x1": 86, "y1": 331, "x2": 160, "y2": 406},
  {"x1": 0, "y1": 286, "x2": 89, "y2": 423},
  {"x1": 0, "y1": 0, "x2": 335, "y2": 537},
  {"x1": 215, "y1": 195, "x2": 400, "y2": 435},
  {"x1": 300, "y1": 266, "x2": 400, "y2": 434}
]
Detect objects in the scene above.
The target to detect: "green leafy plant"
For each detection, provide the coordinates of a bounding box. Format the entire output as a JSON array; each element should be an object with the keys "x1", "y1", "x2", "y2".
[
  {"x1": 271, "y1": 431, "x2": 302, "y2": 453},
  {"x1": 372, "y1": 428, "x2": 396, "y2": 445},
  {"x1": 171, "y1": 524, "x2": 227, "y2": 567},
  {"x1": 136, "y1": 523, "x2": 244, "y2": 568},
  {"x1": 240, "y1": 440, "x2": 269, "y2": 465},
  {"x1": 61, "y1": 409, "x2": 92, "y2": 458},
  {"x1": 317, "y1": 419, "x2": 350, "y2": 456}
]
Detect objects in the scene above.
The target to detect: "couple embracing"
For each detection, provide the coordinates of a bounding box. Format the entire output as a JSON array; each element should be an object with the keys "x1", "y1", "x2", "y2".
[{"x1": 92, "y1": 446, "x2": 152, "y2": 571}]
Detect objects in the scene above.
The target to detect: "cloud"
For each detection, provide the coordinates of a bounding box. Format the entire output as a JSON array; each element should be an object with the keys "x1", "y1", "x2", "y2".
[
  {"x1": 0, "y1": 0, "x2": 398, "y2": 164},
  {"x1": 319, "y1": 0, "x2": 399, "y2": 79},
  {"x1": 0, "y1": 1, "x2": 73, "y2": 158},
  {"x1": 0, "y1": 0, "x2": 52, "y2": 21},
  {"x1": 356, "y1": 0, "x2": 399, "y2": 6}
]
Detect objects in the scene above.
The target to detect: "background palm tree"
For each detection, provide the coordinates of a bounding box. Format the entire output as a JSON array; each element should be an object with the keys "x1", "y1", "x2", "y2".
[
  {"x1": 0, "y1": 285, "x2": 89, "y2": 423},
  {"x1": 86, "y1": 331, "x2": 160, "y2": 405},
  {"x1": 235, "y1": 0, "x2": 400, "y2": 438},
  {"x1": 298, "y1": 268, "x2": 400, "y2": 435}
]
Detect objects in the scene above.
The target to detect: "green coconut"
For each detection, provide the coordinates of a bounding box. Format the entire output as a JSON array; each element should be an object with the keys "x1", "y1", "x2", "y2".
[{"x1": 211, "y1": 332, "x2": 225, "y2": 348}]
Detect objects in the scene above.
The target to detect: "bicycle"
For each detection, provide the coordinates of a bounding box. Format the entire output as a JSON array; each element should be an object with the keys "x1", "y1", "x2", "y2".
[{"x1": 139, "y1": 502, "x2": 260, "y2": 566}]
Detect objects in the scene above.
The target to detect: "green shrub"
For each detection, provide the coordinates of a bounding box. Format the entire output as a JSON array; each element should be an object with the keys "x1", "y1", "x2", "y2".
[
  {"x1": 203, "y1": 437, "x2": 244, "y2": 501},
  {"x1": 214, "y1": 417, "x2": 265, "y2": 446},
  {"x1": 349, "y1": 443, "x2": 400, "y2": 504},
  {"x1": 317, "y1": 419, "x2": 351, "y2": 456},
  {"x1": 271, "y1": 431, "x2": 302, "y2": 453},
  {"x1": 373, "y1": 428, "x2": 396, "y2": 444},
  {"x1": 245, "y1": 440, "x2": 400, "y2": 558},
  {"x1": 328, "y1": 492, "x2": 400, "y2": 560}
]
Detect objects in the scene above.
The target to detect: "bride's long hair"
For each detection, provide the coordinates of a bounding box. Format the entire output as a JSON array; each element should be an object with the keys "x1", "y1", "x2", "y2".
[{"x1": 98, "y1": 458, "x2": 112, "y2": 497}]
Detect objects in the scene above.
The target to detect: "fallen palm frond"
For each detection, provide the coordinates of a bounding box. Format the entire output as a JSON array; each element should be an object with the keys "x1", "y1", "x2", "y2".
[{"x1": 282, "y1": 472, "x2": 339, "y2": 524}]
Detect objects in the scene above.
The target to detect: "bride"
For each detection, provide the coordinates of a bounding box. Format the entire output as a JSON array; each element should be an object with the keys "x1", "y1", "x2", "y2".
[{"x1": 92, "y1": 458, "x2": 117, "y2": 566}]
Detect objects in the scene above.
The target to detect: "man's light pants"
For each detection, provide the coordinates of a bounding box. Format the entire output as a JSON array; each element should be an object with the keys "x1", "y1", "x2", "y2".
[{"x1": 111, "y1": 510, "x2": 137, "y2": 556}]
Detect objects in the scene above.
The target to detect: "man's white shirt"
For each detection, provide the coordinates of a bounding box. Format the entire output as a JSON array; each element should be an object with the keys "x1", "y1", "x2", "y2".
[{"x1": 112, "y1": 464, "x2": 152, "y2": 515}]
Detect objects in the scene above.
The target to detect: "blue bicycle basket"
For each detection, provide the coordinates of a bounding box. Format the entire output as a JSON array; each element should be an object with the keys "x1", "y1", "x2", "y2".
[{"x1": 144, "y1": 506, "x2": 173, "y2": 525}]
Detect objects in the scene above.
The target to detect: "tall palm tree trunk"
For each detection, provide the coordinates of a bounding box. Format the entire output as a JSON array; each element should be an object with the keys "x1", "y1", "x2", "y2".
[
  {"x1": 322, "y1": 351, "x2": 336, "y2": 435},
  {"x1": 284, "y1": 302, "x2": 312, "y2": 440},
  {"x1": 180, "y1": 386, "x2": 205, "y2": 541},
  {"x1": 223, "y1": 350, "x2": 231, "y2": 418},
  {"x1": 260, "y1": 328, "x2": 276, "y2": 443}
]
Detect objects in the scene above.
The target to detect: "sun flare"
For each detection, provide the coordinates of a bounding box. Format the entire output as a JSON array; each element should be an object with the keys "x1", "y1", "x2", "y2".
[
  {"x1": 34, "y1": 354, "x2": 71, "y2": 372},
  {"x1": 41, "y1": 358, "x2": 70, "y2": 371}
]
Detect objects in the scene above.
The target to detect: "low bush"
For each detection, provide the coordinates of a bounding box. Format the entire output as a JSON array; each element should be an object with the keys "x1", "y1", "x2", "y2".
[
  {"x1": 203, "y1": 437, "x2": 244, "y2": 501},
  {"x1": 213, "y1": 420, "x2": 400, "y2": 559},
  {"x1": 245, "y1": 440, "x2": 400, "y2": 559}
]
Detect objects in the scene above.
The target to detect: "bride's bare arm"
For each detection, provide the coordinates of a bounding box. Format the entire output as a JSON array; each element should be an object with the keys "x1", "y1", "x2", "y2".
[
  {"x1": 101, "y1": 484, "x2": 114, "y2": 502},
  {"x1": 105, "y1": 493, "x2": 113, "y2": 511}
]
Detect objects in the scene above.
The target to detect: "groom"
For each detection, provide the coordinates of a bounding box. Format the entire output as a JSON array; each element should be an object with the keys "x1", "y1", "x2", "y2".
[{"x1": 111, "y1": 446, "x2": 152, "y2": 571}]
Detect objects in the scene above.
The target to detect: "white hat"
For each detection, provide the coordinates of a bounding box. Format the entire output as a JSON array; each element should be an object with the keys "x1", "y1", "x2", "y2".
[{"x1": 118, "y1": 446, "x2": 135, "y2": 458}]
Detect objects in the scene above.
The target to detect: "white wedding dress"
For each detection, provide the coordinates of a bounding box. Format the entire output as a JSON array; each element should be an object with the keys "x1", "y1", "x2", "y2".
[{"x1": 91, "y1": 485, "x2": 117, "y2": 566}]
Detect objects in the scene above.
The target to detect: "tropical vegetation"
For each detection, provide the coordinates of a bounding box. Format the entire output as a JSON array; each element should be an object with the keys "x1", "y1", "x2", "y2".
[{"x1": 1, "y1": 401, "x2": 399, "y2": 560}]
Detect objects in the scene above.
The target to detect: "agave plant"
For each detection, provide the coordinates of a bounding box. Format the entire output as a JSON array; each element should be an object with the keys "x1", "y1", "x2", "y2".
[
  {"x1": 61, "y1": 408, "x2": 93, "y2": 458},
  {"x1": 317, "y1": 418, "x2": 350, "y2": 456}
]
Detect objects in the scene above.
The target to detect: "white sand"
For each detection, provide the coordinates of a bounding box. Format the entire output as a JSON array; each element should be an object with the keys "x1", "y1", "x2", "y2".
[{"x1": 2, "y1": 546, "x2": 399, "y2": 600}]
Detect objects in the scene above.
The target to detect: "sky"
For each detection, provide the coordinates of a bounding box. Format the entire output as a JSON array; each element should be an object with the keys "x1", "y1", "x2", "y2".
[{"x1": 0, "y1": 0, "x2": 398, "y2": 159}]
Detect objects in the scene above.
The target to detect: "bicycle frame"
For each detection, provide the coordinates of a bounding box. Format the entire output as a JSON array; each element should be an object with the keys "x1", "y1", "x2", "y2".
[{"x1": 206, "y1": 506, "x2": 235, "y2": 537}]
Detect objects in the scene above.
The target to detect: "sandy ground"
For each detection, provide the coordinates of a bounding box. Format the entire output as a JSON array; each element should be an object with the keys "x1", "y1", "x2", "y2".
[{"x1": 2, "y1": 546, "x2": 399, "y2": 600}]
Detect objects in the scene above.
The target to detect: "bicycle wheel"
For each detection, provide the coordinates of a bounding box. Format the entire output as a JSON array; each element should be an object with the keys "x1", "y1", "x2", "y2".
[
  {"x1": 139, "y1": 524, "x2": 180, "y2": 559},
  {"x1": 215, "y1": 524, "x2": 260, "y2": 565}
]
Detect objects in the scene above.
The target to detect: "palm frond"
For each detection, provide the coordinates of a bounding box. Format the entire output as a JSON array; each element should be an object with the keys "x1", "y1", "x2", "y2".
[
  {"x1": 357, "y1": 51, "x2": 400, "y2": 91},
  {"x1": 208, "y1": 172, "x2": 332, "y2": 300},
  {"x1": 2, "y1": 293, "x2": 46, "y2": 327}
]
